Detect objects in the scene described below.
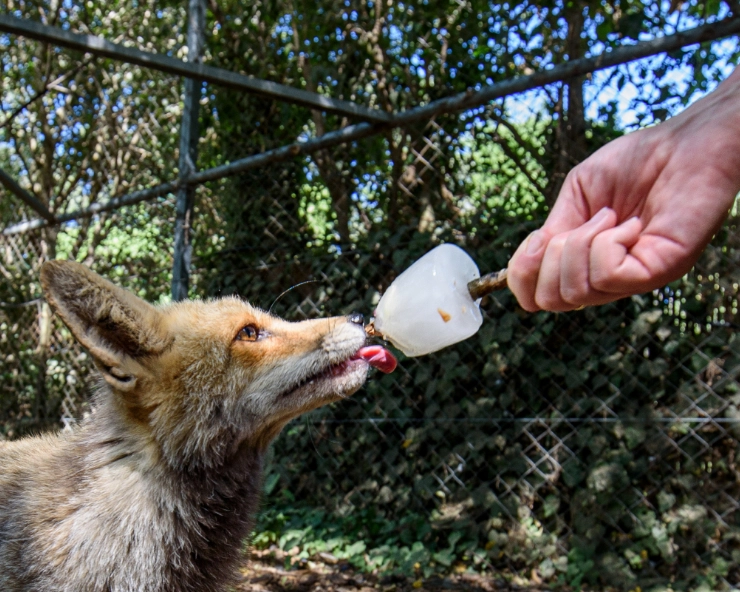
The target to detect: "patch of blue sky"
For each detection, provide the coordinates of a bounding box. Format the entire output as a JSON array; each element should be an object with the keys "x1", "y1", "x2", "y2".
[
  {"x1": 386, "y1": 24, "x2": 407, "y2": 60},
  {"x1": 389, "y1": 23, "x2": 403, "y2": 43},
  {"x1": 501, "y1": 88, "x2": 549, "y2": 125},
  {"x1": 273, "y1": 13, "x2": 292, "y2": 40},
  {"x1": 495, "y1": 3, "x2": 738, "y2": 127},
  {"x1": 501, "y1": 28, "x2": 737, "y2": 131},
  {"x1": 354, "y1": 170, "x2": 385, "y2": 217},
  {"x1": 584, "y1": 36, "x2": 739, "y2": 129}
]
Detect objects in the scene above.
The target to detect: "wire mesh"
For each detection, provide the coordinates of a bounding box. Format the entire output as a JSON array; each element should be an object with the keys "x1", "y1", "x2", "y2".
[
  {"x1": 1, "y1": 31, "x2": 739, "y2": 591},
  {"x1": 196, "y1": 121, "x2": 738, "y2": 589}
]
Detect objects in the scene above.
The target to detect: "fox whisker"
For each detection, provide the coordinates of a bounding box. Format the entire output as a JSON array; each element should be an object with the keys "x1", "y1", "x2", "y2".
[{"x1": 267, "y1": 280, "x2": 319, "y2": 315}]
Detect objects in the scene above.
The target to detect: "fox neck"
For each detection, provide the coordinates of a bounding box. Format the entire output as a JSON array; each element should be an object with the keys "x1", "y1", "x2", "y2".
[
  {"x1": 167, "y1": 441, "x2": 265, "y2": 587},
  {"x1": 78, "y1": 390, "x2": 266, "y2": 589}
]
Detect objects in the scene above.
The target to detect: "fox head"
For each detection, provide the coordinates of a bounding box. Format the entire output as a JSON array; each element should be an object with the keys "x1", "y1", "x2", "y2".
[{"x1": 40, "y1": 260, "x2": 394, "y2": 470}]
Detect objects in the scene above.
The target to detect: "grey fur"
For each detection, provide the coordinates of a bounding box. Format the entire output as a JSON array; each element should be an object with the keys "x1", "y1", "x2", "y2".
[{"x1": 0, "y1": 261, "x2": 369, "y2": 591}]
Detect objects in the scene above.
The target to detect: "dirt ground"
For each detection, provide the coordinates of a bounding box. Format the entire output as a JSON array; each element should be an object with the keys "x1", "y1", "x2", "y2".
[{"x1": 235, "y1": 549, "x2": 546, "y2": 592}]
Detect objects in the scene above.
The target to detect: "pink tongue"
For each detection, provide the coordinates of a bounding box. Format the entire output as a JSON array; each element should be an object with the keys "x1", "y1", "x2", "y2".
[{"x1": 352, "y1": 345, "x2": 397, "y2": 374}]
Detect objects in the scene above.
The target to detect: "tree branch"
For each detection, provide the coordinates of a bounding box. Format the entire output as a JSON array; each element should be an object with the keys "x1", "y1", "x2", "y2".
[
  {"x1": 493, "y1": 127, "x2": 547, "y2": 195},
  {"x1": 0, "y1": 57, "x2": 93, "y2": 132},
  {"x1": 488, "y1": 110, "x2": 547, "y2": 170}
]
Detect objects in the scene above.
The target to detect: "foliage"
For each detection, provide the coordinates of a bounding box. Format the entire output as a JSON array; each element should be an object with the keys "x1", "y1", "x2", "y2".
[
  {"x1": 212, "y1": 210, "x2": 739, "y2": 590},
  {"x1": 2, "y1": 0, "x2": 740, "y2": 590}
]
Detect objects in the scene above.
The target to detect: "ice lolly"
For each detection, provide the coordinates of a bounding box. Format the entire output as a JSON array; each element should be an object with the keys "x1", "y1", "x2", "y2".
[{"x1": 371, "y1": 244, "x2": 485, "y2": 357}]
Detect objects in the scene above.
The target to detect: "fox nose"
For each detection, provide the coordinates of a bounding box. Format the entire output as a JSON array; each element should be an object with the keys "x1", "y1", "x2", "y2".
[{"x1": 347, "y1": 312, "x2": 364, "y2": 326}]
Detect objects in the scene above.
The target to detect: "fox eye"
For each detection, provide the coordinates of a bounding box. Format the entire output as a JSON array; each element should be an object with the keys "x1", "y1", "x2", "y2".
[{"x1": 236, "y1": 325, "x2": 259, "y2": 342}]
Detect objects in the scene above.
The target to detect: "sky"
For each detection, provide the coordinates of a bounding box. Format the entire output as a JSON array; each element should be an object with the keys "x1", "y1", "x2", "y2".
[
  {"x1": 504, "y1": 35, "x2": 738, "y2": 130},
  {"x1": 2, "y1": 5, "x2": 739, "y2": 231}
]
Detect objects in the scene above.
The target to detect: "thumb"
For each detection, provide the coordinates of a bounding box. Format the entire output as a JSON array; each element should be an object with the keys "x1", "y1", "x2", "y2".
[
  {"x1": 509, "y1": 167, "x2": 605, "y2": 311},
  {"x1": 590, "y1": 217, "x2": 648, "y2": 293}
]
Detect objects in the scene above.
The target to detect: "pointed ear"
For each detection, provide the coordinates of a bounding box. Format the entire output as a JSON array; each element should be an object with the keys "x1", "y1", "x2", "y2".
[{"x1": 40, "y1": 260, "x2": 172, "y2": 391}]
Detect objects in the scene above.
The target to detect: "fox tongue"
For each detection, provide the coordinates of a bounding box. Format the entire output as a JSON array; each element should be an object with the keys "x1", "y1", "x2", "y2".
[{"x1": 352, "y1": 345, "x2": 397, "y2": 374}]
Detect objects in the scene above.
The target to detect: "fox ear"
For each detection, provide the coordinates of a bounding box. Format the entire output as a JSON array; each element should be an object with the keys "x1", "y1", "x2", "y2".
[{"x1": 40, "y1": 260, "x2": 171, "y2": 391}]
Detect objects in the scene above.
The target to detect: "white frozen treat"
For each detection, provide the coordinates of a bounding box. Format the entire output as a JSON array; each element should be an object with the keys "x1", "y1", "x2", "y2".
[{"x1": 374, "y1": 244, "x2": 483, "y2": 357}]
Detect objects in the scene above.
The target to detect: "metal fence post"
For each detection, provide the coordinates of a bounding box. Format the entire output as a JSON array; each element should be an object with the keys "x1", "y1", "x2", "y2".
[{"x1": 171, "y1": 0, "x2": 206, "y2": 301}]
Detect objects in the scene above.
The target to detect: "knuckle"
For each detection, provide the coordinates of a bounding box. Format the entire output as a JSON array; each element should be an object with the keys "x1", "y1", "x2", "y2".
[
  {"x1": 560, "y1": 282, "x2": 587, "y2": 306},
  {"x1": 505, "y1": 269, "x2": 535, "y2": 311},
  {"x1": 562, "y1": 231, "x2": 586, "y2": 255},
  {"x1": 590, "y1": 268, "x2": 614, "y2": 292},
  {"x1": 535, "y1": 291, "x2": 565, "y2": 312},
  {"x1": 549, "y1": 233, "x2": 568, "y2": 249},
  {"x1": 518, "y1": 299, "x2": 541, "y2": 313},
  {"x1": 505, "y1": 268, "x2": 525, "y2": 295},
  {"x1": 564, "y1": 165, "x2": 592, "y2": 199},
  {"x1": 591, "y1": 232, "x2": 610, "y2": 250},
  {"x1": 563, "y1": 167, "x2": 582, "y2": 191},
  {"x1": 507, "y1": 260, "x2": 539, "y2": 290}
]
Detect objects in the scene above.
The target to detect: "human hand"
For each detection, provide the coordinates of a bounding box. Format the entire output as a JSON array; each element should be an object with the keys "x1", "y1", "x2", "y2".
[{"x1": 508, "y1": 69, "x2": 740, "y2": 312}]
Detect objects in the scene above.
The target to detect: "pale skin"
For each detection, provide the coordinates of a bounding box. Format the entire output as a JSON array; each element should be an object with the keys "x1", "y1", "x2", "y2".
[{"x1": 508, "y1": 67, "x2": 740, "y2": 312}]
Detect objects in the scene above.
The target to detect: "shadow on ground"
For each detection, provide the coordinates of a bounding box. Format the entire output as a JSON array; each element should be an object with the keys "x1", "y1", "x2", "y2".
[{"x1": 236, "y1": 550, "x2": 547, "y2": 592}]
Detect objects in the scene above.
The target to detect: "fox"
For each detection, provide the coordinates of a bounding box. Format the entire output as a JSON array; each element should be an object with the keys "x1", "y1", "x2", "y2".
[{"x1": 0, "y1": 259, "x2": 396, "y2": 592}]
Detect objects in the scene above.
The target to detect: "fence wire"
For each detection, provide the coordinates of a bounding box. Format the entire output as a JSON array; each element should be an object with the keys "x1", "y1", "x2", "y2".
[{"x1": 2, "y1": 104, "x2": 740, "y2": 592}]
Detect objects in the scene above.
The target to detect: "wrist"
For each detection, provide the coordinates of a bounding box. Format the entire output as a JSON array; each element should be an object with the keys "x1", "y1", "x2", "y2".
[
  {"x1": 713, "y1": 73, "x2": 740, "y2": 188},
  {"x1": 705, "y1": 67, "x2": 740, "y2": 131},
  {"x1": 666, "y1": 68, "x2": 740, "y2": 188}
]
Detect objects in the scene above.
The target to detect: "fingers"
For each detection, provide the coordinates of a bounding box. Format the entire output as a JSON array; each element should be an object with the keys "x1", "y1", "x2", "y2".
[
  {"x1": 534, "y1": 208, "x2": 620, "y2": 311},
  {"x1": 508, "y1": 166, "x2": 598, "y2": 312},
  {"x1": 507, "y1": 228, "x2": 550, "y2": 312},
  {"x1": 559, "y1": 208, "x2": 617, "y2": 305},
  {"x1": 509, "y1": 211, "x2": 645, "y2": 312},
  {"x1": 590, "y1": 217, "x2": 651, "y2": 293}
]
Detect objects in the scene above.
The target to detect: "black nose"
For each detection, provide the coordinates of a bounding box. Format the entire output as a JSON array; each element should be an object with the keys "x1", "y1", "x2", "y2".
[{"x1": 347, "y1": 312, "x2": 364, "y2": 326}]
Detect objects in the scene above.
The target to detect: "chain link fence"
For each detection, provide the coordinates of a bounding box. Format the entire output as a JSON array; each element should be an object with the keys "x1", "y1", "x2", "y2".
[{"x1": 2, "y1": 49, "x2": 740, "y2": 592}]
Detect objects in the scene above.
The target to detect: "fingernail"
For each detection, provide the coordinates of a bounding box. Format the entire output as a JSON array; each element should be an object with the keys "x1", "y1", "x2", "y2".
[
  {"x1": 525, "y1": 231, "x2": 544, "y2": 255},
  {"x1": 591, "y1": 207, "x2": 610, "y2": 224}
]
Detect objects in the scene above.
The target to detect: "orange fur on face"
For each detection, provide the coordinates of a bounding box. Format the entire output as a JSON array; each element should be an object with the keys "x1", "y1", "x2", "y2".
[{"x1": 0, "y1": 261, "x2": 373, "y2": 592}]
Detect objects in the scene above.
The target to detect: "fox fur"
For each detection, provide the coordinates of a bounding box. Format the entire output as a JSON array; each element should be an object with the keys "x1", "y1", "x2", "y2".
[{"x1": 0, "y1": 260, "x2": 372, "y2": 592}]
